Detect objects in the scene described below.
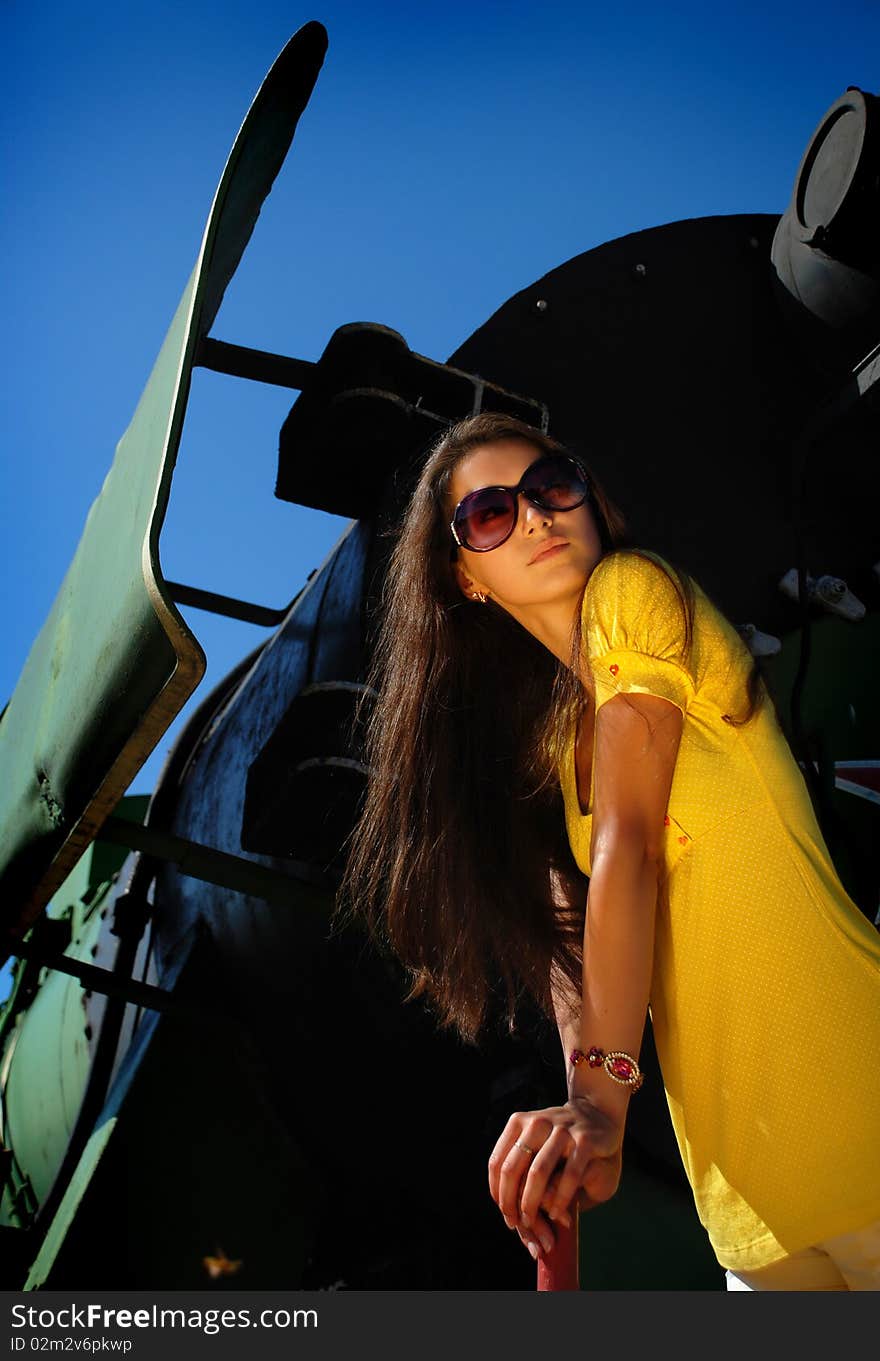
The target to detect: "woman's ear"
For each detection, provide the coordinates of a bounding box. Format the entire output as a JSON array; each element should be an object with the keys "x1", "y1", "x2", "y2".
[{"x1": 453, "y1": 558, "x2": 490, "y2": 603}]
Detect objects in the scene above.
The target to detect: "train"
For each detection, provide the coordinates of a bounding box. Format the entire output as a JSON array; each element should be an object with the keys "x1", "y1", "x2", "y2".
[{"x1": 1, "y1": 22, "x2": 877, "y2": 1290}]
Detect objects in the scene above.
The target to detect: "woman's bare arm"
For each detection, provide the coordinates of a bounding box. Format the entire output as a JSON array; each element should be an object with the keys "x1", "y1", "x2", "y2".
[
  {"x1": 489, "y1": 689, "x2": 683, "y2": 1246},
  {"x1": 569, "y1": 688, "x2": 682, "y2": 1098}
]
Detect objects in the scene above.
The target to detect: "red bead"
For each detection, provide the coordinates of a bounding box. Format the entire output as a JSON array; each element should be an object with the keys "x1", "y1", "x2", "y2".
[
  {"x1": 609, "y1": 664, "x2": 619, "y2": 676},
  {"x1": 587, "y1": 1046, "x2": 605, "y2": 1068},
  {"x1": 663, "y1": 814, "x2": 670, "y2": 826},
  {"x1": 678, "y1": 834, "x2": 688, "y2": 845}
]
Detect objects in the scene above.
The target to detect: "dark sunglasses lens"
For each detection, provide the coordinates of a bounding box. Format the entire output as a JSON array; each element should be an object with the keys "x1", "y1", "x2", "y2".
[
  {"x1": 521, "y1": 456, "x2": 588, "y2": 508},
  {"x1": 455, "y1": 488, "x2": 516, "y2": 551}
]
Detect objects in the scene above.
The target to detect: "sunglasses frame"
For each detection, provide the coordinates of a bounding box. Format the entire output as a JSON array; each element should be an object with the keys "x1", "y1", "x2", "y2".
[{"x1": 449, "y1": 453, "x2": 591, "y2": 553}]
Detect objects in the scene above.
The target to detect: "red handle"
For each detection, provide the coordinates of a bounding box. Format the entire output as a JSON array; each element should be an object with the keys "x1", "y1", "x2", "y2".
[{"x1": 536, "y1": 1214, "x2": 580, "y2": 1290}]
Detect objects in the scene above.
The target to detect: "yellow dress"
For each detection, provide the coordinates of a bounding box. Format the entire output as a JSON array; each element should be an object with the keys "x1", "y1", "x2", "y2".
[{"x1": 559, "y1": 549, "x2": 880, "y2": 1272}]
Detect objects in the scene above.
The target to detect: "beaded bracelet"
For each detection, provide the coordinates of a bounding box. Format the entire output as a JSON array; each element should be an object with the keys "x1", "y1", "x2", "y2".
[{"x1": 569, "y1": 1046, "x2": 644, "y2": 1092}]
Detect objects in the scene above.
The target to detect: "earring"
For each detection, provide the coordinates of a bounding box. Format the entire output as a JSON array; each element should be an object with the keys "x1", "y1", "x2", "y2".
[{"x1": 473, "y1": 591, "x2": 488, "y2": 604}]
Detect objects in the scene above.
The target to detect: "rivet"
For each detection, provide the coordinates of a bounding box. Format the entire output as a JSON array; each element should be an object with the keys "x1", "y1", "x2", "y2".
[{"x1": 535, "y1": 298, "x2": 548, "y2": 312}]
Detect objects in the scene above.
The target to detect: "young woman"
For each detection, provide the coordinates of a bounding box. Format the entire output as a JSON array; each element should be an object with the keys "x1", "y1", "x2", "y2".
[{"x1": 341, "y1": 412, "x2": 880, "y2": 1290}]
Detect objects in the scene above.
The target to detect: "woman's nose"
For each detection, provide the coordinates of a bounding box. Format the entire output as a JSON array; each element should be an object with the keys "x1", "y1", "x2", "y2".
[{"x1": 520, "y1": 494, "x2": 552, "y2": 531}]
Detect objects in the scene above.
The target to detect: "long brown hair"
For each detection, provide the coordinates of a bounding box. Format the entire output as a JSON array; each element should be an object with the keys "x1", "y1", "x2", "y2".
[{"x1": 337, "y1": 413, "x2": 762, "y2": 1044}]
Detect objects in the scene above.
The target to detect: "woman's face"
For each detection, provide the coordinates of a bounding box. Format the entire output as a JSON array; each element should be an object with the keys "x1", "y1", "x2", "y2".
[{"x1": 447, "y1": 439, "x2": 603, "y2": 618}]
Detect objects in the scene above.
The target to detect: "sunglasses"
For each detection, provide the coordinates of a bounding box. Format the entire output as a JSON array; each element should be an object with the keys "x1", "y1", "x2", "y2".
[{"x1": 450, "y1": 453, "x2": 590, "y2": 553}]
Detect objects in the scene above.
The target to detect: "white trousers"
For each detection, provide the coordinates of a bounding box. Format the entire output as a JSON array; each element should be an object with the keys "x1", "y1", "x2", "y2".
[{"x1": 725, "y1": 1220, "x2": 880, "y2": 1290}]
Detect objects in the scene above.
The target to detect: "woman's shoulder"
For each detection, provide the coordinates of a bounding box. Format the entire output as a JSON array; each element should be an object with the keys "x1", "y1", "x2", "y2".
[
  {"x1": 583, "y1": 549, "x2": 755, "y2": 702},
  {"x1": 583, "y1": 548, "x2": 688, "y2": 618},
  {"x1": 580, "y1": 548, "x2": 697, "y2": 673},
  {"x1": 580, "y1": 549, "x2": 697, "y2": 712}
]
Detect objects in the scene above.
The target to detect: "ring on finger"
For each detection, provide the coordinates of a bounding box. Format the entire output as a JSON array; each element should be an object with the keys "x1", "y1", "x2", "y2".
[{"x1": 514, "y1": 1140, "x2": 536, "y2": 1155}]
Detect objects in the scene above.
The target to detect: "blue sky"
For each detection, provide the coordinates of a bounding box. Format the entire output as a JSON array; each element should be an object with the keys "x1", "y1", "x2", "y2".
[{"x1": 2, "y1": 0, "x2": 878, "y2": 924}]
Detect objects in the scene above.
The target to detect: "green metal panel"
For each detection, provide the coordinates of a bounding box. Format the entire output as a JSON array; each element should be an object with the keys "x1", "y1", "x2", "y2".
[
  {"x1": 0, "y1": 796, "x2": 153, "y2": 1230},
  {"x1": 45, "y1": 795, "x2": 152, "y2": 940},
  {"x1": 0, "y1": 23, "x2": 328, "y2": 957},
  {"x1": 2, "y1": 923, "x2": 98, "y2": 1211},
  {"x1": 22, "y1": 985, "x2": 317, "y2": 1291},
  {"x1": 23, "y1": 1117, "x2": 118, "y2": 1291}
]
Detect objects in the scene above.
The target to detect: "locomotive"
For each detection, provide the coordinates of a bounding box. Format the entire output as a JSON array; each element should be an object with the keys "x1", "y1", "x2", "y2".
[{"x1": 1, "y1": 22, "x2": 877, "y2": 1290}]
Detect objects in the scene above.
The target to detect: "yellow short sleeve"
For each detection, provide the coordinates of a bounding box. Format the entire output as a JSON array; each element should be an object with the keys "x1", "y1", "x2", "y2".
[{"x1": 582, "y1": 551, "x2": 695, "y2": 715}]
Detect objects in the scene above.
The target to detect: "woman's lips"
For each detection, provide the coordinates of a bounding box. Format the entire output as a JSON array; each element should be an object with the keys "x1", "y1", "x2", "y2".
[{"x1": 529, "y1": 539, "x2": 569, "y2": 565}]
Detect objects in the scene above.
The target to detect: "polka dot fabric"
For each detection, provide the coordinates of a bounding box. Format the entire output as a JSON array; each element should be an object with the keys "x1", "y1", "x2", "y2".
[{"x1": 559, "y1": 550, "x2": 880, "y2": 1272}]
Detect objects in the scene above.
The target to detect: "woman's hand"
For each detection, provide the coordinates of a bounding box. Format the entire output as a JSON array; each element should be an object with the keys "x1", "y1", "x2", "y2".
[{"x1": 488, "y1": 1094, "x2": 625, "y2": 1259}]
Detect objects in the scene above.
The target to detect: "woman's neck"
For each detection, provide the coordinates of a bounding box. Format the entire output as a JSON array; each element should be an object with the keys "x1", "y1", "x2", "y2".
[{"x1": 503, "y1": 592, "x2": 585, "y2": 675}]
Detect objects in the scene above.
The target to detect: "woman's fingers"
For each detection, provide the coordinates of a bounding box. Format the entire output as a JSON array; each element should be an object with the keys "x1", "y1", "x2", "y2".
[
  {"x1": 488, "y1": 1111, "x2": 549, "y2": 1223},
  {"x1": 489, "y1": 1100, "x2": 624, "y2": 1242},
  {"x1": 516, "y1": 1211, "x2": 557, "y2": 1259},
  {"x1": 540, "y1": 1173, "x2": 572, "y2": 1228},
  {"x1": 540, "y1": 1142, "x2": 596, "y2": 1224},
  {"x1": 487, "y1": 1118, "x2": 560, "y2": 1256},
  {"x1": 517, "y1": 1127, "x2": 574, "y2": 1227},
  {"x1": 487, "y1": 1113, "x2": 517, "y2": 1209},
  {"x1": 498, "y1": 1131, "x2": 549, "y2": 1224}
]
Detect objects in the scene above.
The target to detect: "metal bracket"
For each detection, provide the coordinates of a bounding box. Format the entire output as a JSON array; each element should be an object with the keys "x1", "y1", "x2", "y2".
[
  {"x1": 9, "y1": 936, "x2": 186, "y2": 1015},
  {"x1": 98, "y1": 815, "x2": 337, "y2": 901},
  {"x1": 2, "y1": 1152, "x2": 39, "y2": 1230},
  {"x1": 196, "y1": 336, "x2": 316, "y2": 390},
  {"x1": 165, "y1": 576, "x2": 313, "y2": 627}
]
